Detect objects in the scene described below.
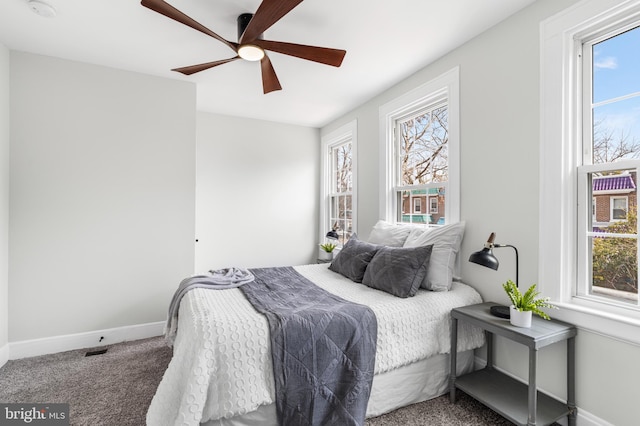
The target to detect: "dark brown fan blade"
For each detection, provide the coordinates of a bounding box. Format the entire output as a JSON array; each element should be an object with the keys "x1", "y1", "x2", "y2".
[
  {"x1": 240, "y1": 0, "x2": 303, "y2": 44},
  {"x1": 172, "y1": 57, "x2": 240, "y2": 75},
  {"x1": 254, "y1": 39, "x2": 346, "y2": 67},
  {"x1": 141, "y1": 0, "x2": 237, "y2": 51},
  {"x1": 260, "y1": 54, "x2": 282, "y2": 94}
]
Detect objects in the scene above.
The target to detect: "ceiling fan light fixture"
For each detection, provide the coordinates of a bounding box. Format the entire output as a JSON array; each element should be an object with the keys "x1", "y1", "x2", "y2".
[{"x1": 238, "y1": 44, "x2": 265, "y2": 62}]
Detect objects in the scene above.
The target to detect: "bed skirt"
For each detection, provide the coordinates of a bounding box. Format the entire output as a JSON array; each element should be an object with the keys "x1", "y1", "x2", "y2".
[{"x1": 202, "y1": 349, "x2": 476, "y2": 426}]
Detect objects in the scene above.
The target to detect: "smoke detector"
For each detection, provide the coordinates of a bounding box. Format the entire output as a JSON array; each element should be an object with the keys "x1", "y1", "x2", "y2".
[{"x1": 28, "y1": 1, "x2": 56, "y2": 18}]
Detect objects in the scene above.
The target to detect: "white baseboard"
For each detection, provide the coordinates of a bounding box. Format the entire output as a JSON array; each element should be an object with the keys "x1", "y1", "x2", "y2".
[
  {"x1": 575, "y1": 409, "x2": 616, "y2": 426},
  {"x1": 471, "y1": 355, "x2": 611, "y2": 426},
  {"x1": 473, "y1": 354, "x2": 486, "y2": 370},
  {"x1": 8, "y1": 321, "x2": 164, "y2": 360},
  {"x1": 0, "y1": 342, "x2": 9, "y2": 368},
  {"x1": 552, "y1": 407, "x2": 614, "y2": 426}
]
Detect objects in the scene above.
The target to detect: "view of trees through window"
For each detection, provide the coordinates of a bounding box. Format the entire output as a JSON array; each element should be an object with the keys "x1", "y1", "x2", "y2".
[
  {"x1": 588, "y1": 25, "x2": 640, "y2": 301},
  {"x1": 329, "y1": 142, "x2": 352, "y2": 245},
  {"x1": 397, "y1": 104, "x2": 448, "y2": 225}
]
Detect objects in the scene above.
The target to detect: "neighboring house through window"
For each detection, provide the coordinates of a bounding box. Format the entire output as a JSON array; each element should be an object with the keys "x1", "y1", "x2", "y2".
[
  {"x1": 321, "y1": 120, "x2": 357, "y2": 245},
  {"x1": 379, "y1": 67, "x2": 460, "y2": 227},
  {"x1": 541, "y1": 0, "x2": 640, "y2": 344},
  {"x1": 592, "y1": 173, "x2": 636, "y2": 224}
]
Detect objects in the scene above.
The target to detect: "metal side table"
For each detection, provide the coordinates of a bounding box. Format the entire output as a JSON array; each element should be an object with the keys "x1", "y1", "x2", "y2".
[{"x1": 449, "y1": 302, "x2": 577, "y2": 426}]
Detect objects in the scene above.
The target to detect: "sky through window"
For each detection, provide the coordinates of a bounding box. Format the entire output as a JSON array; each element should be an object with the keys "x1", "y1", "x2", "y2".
[{"x1": 592, "y1": 26, "x2": 640, "y2": 146}]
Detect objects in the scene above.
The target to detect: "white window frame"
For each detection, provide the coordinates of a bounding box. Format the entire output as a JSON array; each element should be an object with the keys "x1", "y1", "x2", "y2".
[
  {"x1": 320, "y1": 120, "x2": 357, "y2": 243},
  {"x1": 379, "y1": 67, "x2": 460, "y2": 225},
  {"x1": 540, "y1": 0, "x2": 640, "y2": 345}
]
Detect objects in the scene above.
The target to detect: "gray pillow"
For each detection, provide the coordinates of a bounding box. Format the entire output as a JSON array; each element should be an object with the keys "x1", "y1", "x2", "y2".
[
  {"x1": 362, "y1": 244, "x2": 434, "y2": 298},
  {"x1": 329, "y1": 234, "x2": 380, "y2": 283}
]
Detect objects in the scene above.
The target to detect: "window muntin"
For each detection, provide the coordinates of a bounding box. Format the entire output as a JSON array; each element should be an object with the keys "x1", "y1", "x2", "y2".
[{"x1": 578, "y1": 24, "x2": 640, "y2": 308}]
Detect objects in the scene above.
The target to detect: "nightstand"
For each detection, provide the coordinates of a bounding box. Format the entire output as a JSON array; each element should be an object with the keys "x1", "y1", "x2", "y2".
[{"x1": 449, "y1": 302, "x2": 577, "y2": 426}]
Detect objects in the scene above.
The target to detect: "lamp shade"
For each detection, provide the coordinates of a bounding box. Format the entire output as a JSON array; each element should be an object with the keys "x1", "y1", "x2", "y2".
[
  {"x1": 469, "y1": 248, "x2": 499, "y2": 270},
  {"x1": 325, "y1": 230, "x2": 339, "y2": 240},
  {"x1": 468, "y1": 232, "x2": 518, "y2": 319}
]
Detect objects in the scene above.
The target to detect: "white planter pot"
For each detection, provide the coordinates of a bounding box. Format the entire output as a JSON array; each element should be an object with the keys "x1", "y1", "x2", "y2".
[
  {"x1": 318, "y1": 248, "x2": 334, "y2": 261},
  {"x1": 510, "y1": 305, "x2": 532, "y2": 328}
]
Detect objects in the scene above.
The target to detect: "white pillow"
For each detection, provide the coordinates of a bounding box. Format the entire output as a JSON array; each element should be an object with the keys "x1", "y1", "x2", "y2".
[
  {"x1": 403, "y1": 221, "x2": 465, "y2": 291},
  {"x1": 367, "y1": 220, "x2": 413, "y2": 247}
]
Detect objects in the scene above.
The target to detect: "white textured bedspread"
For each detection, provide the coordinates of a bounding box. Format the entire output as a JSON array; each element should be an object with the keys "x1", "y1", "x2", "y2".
[{"x1": 147, "y1": 264, "x2": 484, "y2": 426}]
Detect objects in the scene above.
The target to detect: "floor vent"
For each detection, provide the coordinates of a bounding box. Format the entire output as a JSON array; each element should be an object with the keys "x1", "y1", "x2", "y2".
[{"x1": 85, "y1": 348, "x2": 108, "y2": 357}]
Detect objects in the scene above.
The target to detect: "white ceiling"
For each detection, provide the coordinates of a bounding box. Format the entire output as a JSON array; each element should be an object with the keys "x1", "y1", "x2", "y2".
[{"x1": 0, "y1": 0, "x2": 536, "y2": 127}]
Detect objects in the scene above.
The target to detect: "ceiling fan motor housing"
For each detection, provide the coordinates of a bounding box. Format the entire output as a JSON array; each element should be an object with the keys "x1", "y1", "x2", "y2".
[{"x1": 237, "y1": 13, "x2": 262, "y2": 41}]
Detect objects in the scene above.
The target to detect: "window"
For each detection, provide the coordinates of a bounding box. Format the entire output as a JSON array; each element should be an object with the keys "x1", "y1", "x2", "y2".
[
  {"x1": 379, "y1": 68, "x2": 460, "y2": 227},
  {"x1": 321, "y1": 121, "x2": 357, "y2": 245},
  {"x1": 413, "y1": 197, "x2": 422, "y2": 213},
  {"x1": 430, "y1": 196, "x2": 439, "y2": 214},
  {"x1": 578, "y1": 24, "x2": 640, "y2": 308},
  {"x1": 328, "y1": 142, "x2": 353, "y2": 244},
  {"x1": 541, "y1": 0, "x2": 640, "y2": 344},
  {"x1": 611, "y1": 196, "x2": 629, "y2": 221}
]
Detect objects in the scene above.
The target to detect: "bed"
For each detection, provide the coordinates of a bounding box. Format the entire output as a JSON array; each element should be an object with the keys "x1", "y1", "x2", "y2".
[{"x1": 147, "y1": 221, "x2": 485, "y2": 426}]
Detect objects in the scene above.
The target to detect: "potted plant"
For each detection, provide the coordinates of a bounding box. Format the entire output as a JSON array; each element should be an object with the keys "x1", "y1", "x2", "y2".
[
  {"x1": 318, "y1": 242, "x2": 337, "y2": 261},
  {"x1": 502, "y1": 280, "x2": 556, "y2": 328}
]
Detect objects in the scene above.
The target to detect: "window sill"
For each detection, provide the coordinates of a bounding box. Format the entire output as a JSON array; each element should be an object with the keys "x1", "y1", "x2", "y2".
[{"x1": 549, "y1": 300, "x2": 640, "y2": 347}]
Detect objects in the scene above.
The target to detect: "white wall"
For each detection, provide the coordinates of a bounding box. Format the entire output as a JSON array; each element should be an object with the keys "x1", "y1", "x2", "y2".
[
  {"x1": 195, "y1": 112, "x2": 319, "y2": 271},
  {"x1": 321, "y1": 0, "x2": 639, "y2": 424},
  {"x1": 0, "y1": 42, "x2": 9, "y2": 365},
  {"x1": 9, "y1": 52, "x2": 196, "y2": 342}
]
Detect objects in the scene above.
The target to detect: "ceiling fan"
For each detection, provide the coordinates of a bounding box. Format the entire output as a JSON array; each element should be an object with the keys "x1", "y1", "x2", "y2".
[{"x1": 141, "y1": 0, "x2": 347, "y2": 94}]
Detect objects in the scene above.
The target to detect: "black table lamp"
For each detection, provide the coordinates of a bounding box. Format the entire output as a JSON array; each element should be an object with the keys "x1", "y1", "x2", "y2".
[
  {"x1": 325, "y1": 229, "x2": 339, "y2": 241},
  {"x1": 326, "y1": 222, "x2": 340, "y2": 242},
  {"x1": 469, "y1": 232, "x2": 519, "y2": 319}
]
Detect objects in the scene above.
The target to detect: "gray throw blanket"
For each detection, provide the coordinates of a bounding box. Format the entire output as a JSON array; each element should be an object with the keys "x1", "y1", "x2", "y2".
[
  {"x1": 165, "y1": 267, "x2": 254, "y2": 344},
  {"x1": 241, "y1": 267, "x2": 377, "y2": 426}
]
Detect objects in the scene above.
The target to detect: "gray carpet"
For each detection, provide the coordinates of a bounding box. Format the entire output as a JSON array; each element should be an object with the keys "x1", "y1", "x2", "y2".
[{"x1": 0, "y1": 336, "x2": 515, "y2": 425}]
